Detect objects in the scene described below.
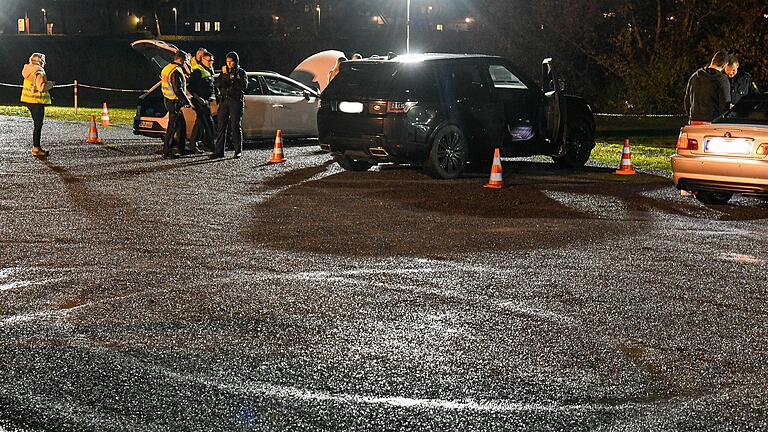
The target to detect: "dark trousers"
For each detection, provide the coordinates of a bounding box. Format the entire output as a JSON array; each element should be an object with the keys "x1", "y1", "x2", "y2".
[
  {"x1": 25, "y1": 103, "x2": 45, "y2": 148},
  {"x1": 214, "y1": 98, "x2": 243, "y2": 155},
  {"x1": 163, "y1": 99, "x2": 184, "y2": 155},
  {"x1": 191, "y1": 97, "x2": 216, "y2": 151}
]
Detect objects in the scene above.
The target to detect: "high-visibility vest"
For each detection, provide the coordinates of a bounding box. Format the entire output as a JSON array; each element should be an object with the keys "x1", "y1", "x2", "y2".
[
  {"x1": 191, "y1": 63, "x2": 212, "y2": 79},
  {"x1": 161, "y1": 63, "x2": 183, "y2": 100},
  {"x1": 20, "y1": 70, "x2": 52, "y2": 105}
]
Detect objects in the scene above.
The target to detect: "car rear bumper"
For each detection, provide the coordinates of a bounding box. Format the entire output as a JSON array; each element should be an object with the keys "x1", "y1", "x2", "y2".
[
  {"x1": 318, "y1": 111, "x2": 430, "y2": 163},
  {"x1": 133, "y1": 116, "x2": 166, "y2": 138},
  {"x1": 671, "y1": 154, "x2": 768, "y2": 195}
]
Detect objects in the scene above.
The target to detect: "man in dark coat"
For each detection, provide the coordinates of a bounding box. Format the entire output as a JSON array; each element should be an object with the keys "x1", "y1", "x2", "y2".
[
  {"x1": 684, "y1": 51, "x2": 731, "y2": 123},
  {"x1": 212, "y1": 51, "x2": 248, "y2": 159},
  {"x1": 724, "y1": 55, "x2": 760, "y2": 106},
  {"x1": 188, "y1": 49, "x2": 217, "y2": 152}
]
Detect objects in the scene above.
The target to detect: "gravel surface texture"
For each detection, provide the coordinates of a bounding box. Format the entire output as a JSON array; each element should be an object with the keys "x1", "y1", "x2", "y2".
[{"x1": 1, "y1": 116, "x2": 767, "y2": 431}]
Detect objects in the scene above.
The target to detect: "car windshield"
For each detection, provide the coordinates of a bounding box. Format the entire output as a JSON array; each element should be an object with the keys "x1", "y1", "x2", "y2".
[
  {"x1": 714, "y1": 95, "x2": 768, "y2": 125},
  {"x1": 323, "y1": 62, "x2": 436, "y2": 100}
]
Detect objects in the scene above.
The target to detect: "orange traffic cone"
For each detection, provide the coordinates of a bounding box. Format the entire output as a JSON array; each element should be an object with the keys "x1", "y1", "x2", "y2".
[
  {"x1": 483, "y1": 148, "x2": 504, "y2": 189},
  {"x1": 267, "y1": 129, "x2": 287, "y2": 163},
  {"x1": 614, "y1": 138, "x2": 636, "y2": 175},
  {"x1": 87, "y1": 115, "x2": 103, "y2": 144},
  {"x1": 100, "y1": 102, "x2": 112, "y2": 126}
]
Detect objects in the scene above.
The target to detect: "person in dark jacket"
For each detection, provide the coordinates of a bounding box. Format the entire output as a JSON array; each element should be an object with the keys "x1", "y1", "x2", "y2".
[
  {"x1": 212, "y1": 51, "x2": 248, "y2": 159},
  {"x1": 161, "y1": 50, "x2": 192, "y2": 158},
  {"x1": 684, "y1": 51, "x2": 731, "y2": 123},
  {"x1": 188, "y1": 50, "x2": 216, "y2": 152},
  {"x1": 724, "y1": 55, "x2": 760, "y2": 106}
]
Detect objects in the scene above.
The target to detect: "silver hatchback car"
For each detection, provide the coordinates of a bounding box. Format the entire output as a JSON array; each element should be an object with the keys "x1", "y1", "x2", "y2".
[
  {"x1": 131, "y1": 40, "x2": 319, "y2": 142},
  {"x1": 672, "y1": 93, "x2": 768, "y2": 204}
]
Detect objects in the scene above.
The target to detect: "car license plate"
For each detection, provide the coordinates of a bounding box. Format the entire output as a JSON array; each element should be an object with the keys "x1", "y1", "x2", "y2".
[
  {"x1": 138, "y1": 121, "x2": 154, "y2": 129},
  {"x1": 705, "y1": 137, "x2": 752, "y2": 154},
  {"x1": 339, "y1": 102, "x2": 364, "y2": 114}
]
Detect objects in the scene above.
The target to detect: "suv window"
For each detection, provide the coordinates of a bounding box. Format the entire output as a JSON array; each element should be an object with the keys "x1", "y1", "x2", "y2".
[
  {"x1": 323, "y1": 62, "x2": 438, "y2": 100},
  {"x1": 264, "y1": 76, "x2": 305, "y2": 97},
  {"x1": 488, "y1": 64, "x2": 527, "y2": 89},
  {"x1": 439, "y1": 62, "x2": 490, "y2": 102}
]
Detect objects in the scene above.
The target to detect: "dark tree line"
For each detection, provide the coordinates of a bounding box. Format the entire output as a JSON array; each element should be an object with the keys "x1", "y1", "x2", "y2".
[{"x1": 473, "y1": 0, "x2": 768, "y2": 113}]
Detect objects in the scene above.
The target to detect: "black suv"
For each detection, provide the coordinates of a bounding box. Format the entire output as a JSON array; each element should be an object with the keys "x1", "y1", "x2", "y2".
[{"x1": 318, "y1": 54, "x2": 595, "y2": 179}]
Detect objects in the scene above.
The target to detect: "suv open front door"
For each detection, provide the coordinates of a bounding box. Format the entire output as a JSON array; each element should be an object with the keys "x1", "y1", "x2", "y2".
[{"x1": 541, "y1": 58, "x2": 566, "y2": 153}]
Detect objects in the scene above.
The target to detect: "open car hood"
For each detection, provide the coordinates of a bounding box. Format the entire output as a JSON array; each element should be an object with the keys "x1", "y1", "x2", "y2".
[
  {"x1": 131, "y1": 39, "x2": 188, "y2": 74},
  {"x1": 290, "y1": 50, "x2": 346, "y2": 93}
]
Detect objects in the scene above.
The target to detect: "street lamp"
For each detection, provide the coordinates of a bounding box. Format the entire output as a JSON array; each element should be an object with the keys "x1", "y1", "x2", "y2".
[
  {"x1": 406, "y1": 0, "x2": 411, "y2": 54},
  {"x1": 316, "y1": 4, "x2": 321, "y2": 33},
  {"x1": 41, "y1": 9, "x2": 47, "y2": 34},
  {"x1": 172, "y1": 8, "x2": 177, "y2": 35}
]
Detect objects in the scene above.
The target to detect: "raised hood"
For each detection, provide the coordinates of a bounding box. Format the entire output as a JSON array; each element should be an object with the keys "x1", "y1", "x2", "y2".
[{"x1": 131, "y1": 39, "x2": 186, "y2": 74}]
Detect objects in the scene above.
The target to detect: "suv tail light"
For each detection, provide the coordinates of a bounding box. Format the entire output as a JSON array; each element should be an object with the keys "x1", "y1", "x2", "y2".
[
  {"x1": 676, "y1": 132, "x2": 698, "y2": 151},
  {"x1": 386, "y1": 101, "x2": 417, "y2": 113},
  {"x1": 757, "y1": 143, "x2": 768, "y2": 156}
]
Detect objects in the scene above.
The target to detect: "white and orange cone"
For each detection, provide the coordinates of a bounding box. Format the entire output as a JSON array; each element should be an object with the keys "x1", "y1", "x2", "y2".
[
  {"x1": 483, "y1": 148, "x2": 504, "y2": 189},
  {"x1": 267, "y1": 129, "x2": 287, "y2": 163},
  {"x1": 614, "y1": 138, "x2": 636, "y2": 175},
  {"x1": 86, "y1": 115, "x2": 103, "y2": 144},
  {"x1": 100, "y1": 102, "x2": 112, "y2": 126}
]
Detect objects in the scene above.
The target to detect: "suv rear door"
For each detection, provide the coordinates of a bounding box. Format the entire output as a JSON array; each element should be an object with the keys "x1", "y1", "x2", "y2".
[
  {"x1": 542, "y1": 58, "x2": 566, "y2": 153},
  {"x1": 437, "y1": 59, "x2": 504, "y2": 162}
]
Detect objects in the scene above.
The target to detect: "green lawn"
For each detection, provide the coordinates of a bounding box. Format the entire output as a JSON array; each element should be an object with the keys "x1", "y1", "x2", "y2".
[{"x1": 0, "y1": 105, "x2": 135, "y2": 125}]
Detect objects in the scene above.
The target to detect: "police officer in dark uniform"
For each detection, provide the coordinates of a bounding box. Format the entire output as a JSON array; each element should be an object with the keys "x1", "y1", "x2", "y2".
[
  {"x1": 212, "y1": 51, "x2": 248, "y2": 159},
  {"x1": 725, "y1": 55, "x2": 760, "y2": 106},
  {"x1": 188, "y1": 50, "x2": 217, "y2": 152},
  {"x1": 161, "y1": 50, "x2": 192, "y2": 158}
]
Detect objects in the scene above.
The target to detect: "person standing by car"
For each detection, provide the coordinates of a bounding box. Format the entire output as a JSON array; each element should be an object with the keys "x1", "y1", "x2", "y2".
[
  {"x1": 212, "y1": 51, "x2": 248, "y2": 159},
  {"x1": 161, "y1": 50, "x2": 192, "y2": 158},
  {"x1": 724, "y1": 55, "x2": 760, "y2": 106},
  {"x1": 21, "y1": 53, "x2": 54, "y2": 158},
  {"x1": 189, "y1": 50, "x2": 217, "y2": 152},
  {"x1": 684, "y1": 51, "x2": 731, "y2": 124},
  {"x1": 190, "y1": 47, "x2": 205, "y2": 70},
  {"x1": 327, "y1": 56, "x2": 346, "y2": 84}
]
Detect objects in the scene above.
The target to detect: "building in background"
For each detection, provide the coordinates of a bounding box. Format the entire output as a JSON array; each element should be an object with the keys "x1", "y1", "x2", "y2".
[{"x1": 1, "y1": 0, "x2": 478, "y2": 37}]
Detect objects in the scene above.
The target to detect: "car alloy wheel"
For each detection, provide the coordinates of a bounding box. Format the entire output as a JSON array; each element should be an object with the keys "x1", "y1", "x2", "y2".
[{"x1": 427, "y1": 125, "x2": 467, "y2": 179}]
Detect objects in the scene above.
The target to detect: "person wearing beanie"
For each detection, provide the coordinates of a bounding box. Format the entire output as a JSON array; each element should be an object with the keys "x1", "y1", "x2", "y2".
[
  {"x1": 21, "y1": 52, "x2": 54, "y2": 157},
  {"x1": 212, "y1": 51, "x2": 248, "y2": 158}
]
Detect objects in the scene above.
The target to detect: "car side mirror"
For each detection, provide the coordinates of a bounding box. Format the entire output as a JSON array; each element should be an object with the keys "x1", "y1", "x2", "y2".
[{"x1": 303, "y1": 91, "x2": 312, "y2": 101}]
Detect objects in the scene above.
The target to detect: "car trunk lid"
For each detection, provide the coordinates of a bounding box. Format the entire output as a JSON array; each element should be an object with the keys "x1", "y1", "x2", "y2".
[
  {"x1": 683, "y1": 124, "x2": 768, "y2": 159},
  {"x1": 131, "y1": 39, "x2": 183, "y2": 74}
]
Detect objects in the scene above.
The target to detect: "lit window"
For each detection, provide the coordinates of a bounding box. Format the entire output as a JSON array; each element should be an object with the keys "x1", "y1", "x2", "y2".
[
  {"x1": 204, "y1": 21, "x2": 211, "y2": 32},
  {"x1": 214, "y1": 21, "x2": 221, "y2": 32},
  {"x1": 304, "y1": 4, "x2": 310, "y2": 12},
  {"x1": 194, "y1": 22, "x2": 201, "y2": 32},
  {"x1": 436, "y1": 24, "x2": 443, "y2": 31}
]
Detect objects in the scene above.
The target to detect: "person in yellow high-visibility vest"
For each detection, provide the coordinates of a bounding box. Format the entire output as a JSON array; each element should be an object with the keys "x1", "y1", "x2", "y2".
[
  {"x1": 160, "y1": 50, "x2": 192, "y2": 158},
  {"x1": 20, "y1": 52, "x2": 54, "y2": 158}
]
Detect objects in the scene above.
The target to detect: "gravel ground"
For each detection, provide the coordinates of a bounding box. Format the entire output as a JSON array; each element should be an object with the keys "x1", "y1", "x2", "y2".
[{"x1": 1, "y1": 116, "x2": 767, "y2": 431}]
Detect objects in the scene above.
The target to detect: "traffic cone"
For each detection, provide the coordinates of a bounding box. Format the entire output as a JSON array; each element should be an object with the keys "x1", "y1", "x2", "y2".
[
  {"x1": 614, "y1": 138, "x2": 636, "y2": 175},
  {"x1": 483, "y1": 148, "x2": 504, "y2": 189},
  {"x1": 100, "y1": 102, "x2": 112, "y2": 126},
  {"x1": 86, "y1": 115, "x2": 102, "y2": 144},
  {"x1": 267, "y1": 129, "x2": 287, "y2": 163}
]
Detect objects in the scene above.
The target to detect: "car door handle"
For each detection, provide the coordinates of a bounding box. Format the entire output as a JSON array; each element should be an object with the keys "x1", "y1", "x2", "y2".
[{"x1": 272, "y1": 104, "x2": 285, "y2": 108}]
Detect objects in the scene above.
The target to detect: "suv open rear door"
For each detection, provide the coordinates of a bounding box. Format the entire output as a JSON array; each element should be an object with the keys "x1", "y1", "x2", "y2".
[{"x1": 542, "y1": 58, "x2": 566, "y2": 152}]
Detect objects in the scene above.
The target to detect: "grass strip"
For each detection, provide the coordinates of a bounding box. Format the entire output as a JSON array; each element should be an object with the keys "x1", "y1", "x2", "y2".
[{"x1": 0, "y1": 105, "x2": 135, "y2": 125}]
